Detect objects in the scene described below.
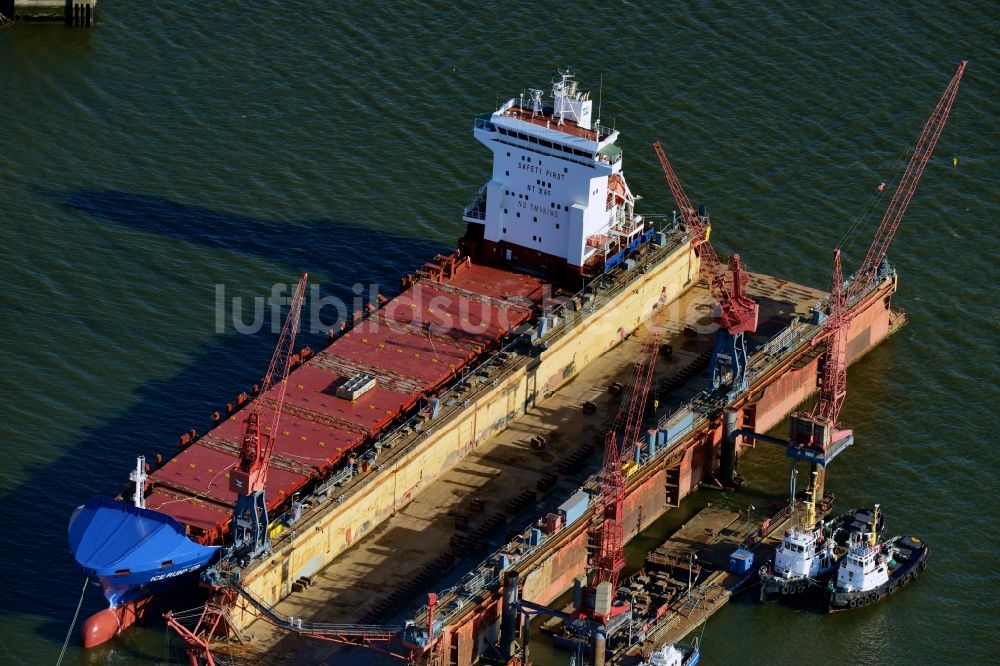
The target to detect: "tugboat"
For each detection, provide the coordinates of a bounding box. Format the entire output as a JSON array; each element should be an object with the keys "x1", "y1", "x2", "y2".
[
  {"x1": 759, "y1": 506, "x2": 884, "y2": 603},
  {"x1": 826, "y1": 507, "x2": 928, "y2": 612},
  {"x1": 640, "y1": 641, "x2": 700, "y2": 666}
]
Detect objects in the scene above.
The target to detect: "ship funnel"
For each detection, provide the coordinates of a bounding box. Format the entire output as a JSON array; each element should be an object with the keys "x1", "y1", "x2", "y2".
[{"x1": 551, "y1": 71, "x2": 592, "y2": 130}]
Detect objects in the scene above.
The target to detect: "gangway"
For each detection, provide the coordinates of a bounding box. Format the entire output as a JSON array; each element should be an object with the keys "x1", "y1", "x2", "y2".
[{"x1": 230, "y1": 581, "x2": 403, "y2": 645}]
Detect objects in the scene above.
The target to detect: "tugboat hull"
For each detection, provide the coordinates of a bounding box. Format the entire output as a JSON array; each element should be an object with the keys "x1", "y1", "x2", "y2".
[
  {"x1": 759, "y1": 576, "x2": 820, "y2": 603},
  {"x1": 827, "y1": 535, "x2": 928, "y2": 612},
  {"x1": 759, "y1": 507, "x2": 884, "y2": 604}
]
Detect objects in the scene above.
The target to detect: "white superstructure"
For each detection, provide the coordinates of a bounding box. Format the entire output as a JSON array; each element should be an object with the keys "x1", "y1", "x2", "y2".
[
  {"x1": 464, "y1": 71, "x2": 647, "y2": 277},
  {"x1": 642, "y1": 643, "x2": 686, "y2": 666},
  {"x1": 772, "y1": 525, "x2": 835, "y2": 580},
  {"x1": 835, "y1": 537, "x2": 890, "y2": 593}
]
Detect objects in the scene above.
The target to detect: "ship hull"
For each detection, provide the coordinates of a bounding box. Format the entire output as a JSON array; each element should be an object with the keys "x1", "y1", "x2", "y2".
[
  {"x1": 80, "y1": 595, "x2": 154, "y2": 649},
  {"x1": 827, "y1": 536, "x2": 928, "y2": 612},
  {"x1": 68, "y1": 497, "x2": 219, "y2": 608}
]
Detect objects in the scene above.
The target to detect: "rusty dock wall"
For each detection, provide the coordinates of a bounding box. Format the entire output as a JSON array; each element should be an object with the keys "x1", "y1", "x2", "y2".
[{"x1": 414, "y1": 275, "x2": 901, "y2": 665}]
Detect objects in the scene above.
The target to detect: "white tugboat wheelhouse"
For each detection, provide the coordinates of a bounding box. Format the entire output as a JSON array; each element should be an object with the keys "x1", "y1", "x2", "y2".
[
  {"x1": 835, "y1": 540, "x2": 890, "y2": 593},
  {"x1": 772, "y1": 524, "x2": 835, "y2": 580}
]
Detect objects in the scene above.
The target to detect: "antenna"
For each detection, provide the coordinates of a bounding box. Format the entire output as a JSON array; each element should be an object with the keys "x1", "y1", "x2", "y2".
[
  {"x1": 597, "y1": 72, "x2": 603, "y2": 128},
  {"x1": 130, "y1": 455, "x2": 147, "y2": 509}
]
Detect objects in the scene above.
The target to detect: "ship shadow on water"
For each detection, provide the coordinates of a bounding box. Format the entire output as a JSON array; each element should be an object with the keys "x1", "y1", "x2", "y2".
[
  {"x1": 9, "y1": 189, "x2": 451, "y2": 654},
  {"x1": 51, "y1": 188, "x2": 452, "y2": 290}
]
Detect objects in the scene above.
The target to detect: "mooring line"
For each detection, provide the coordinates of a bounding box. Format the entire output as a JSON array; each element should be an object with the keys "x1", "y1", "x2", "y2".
[{"x1": 56, "y1": 577, "x2": 88, "y2": 666}]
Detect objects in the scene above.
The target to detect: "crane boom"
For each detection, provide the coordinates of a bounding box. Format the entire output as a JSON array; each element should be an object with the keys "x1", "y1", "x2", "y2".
[
  {"x1": 789, "y1": 61, "x2": 966, "y2": 480},
  {"x1": 653, "y1": 142, "x2": 758, "y2": 391},
  {"x1": 847, "y1": 60, "x2": 967, "y2": 305},
  {"x1": 258, "y1": 273, "x2": 310, "y2": 478},
  {"x1": 229, "y1": 273, "x2": 309, "y2": 564}
]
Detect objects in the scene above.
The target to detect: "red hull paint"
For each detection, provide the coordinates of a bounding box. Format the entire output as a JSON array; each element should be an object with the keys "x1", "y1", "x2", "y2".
[{"x1": 81, "y1": 595, "x2": 155, "y2": 648}]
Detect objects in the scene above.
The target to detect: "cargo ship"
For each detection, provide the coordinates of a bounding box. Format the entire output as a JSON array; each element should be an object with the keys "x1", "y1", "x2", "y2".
[{"x1": 68, "y1": 71, "x2": 704, "y2": 647}]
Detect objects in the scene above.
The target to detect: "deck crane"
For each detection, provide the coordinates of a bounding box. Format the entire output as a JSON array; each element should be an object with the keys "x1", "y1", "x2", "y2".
[
  {"x1": 228, "y1": 273, "x2": 309, "y2": 565},
  {"x1": 653, "y1": 142, "x2": 759, "y2": 395},
  {"x1": 788, "y1": 61, "x2": 967, "y2": 523},
  {"x1": 587, "y1": 293, "x2": 669, "y2": 623}
]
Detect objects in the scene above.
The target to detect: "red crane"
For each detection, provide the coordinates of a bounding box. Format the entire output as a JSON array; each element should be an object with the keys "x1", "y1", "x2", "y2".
[
  {"x1": 588, "y1": 294, "x2": 669, "y2": 625},
  {"x1": 789, "y1": 61, "x2": 966, "y2": 506},
  {"x1": 653, "y1": 142, "x2": 759, "y2": 391},
  {"x1": 228, "y1": 273, "x2": 309, "y2": 563}
]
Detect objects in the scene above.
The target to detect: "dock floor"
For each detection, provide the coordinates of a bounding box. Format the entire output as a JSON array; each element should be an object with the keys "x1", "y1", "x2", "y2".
[{"x1": 236, "y1": 274, "x2": 825, "y2": 664}]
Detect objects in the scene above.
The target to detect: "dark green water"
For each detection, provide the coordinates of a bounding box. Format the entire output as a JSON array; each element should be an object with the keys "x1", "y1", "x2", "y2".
[{"x1": 1, "y1": 2, "x2": 997, "y2": 664}]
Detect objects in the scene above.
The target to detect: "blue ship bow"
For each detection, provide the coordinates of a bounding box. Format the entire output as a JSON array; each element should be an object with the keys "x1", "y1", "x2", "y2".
[{"x1": 68, "y1": 497, "x2": 220, "y2": 607}]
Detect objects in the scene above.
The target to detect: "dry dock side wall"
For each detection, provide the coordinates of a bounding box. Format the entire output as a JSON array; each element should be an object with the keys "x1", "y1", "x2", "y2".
[
  {"x1": 235, "y1": 243, "x2": 698, "y2": 626},
  {"x1": 436, "y1": 280, "x2": 898, "y2": 665},
  {"x1": 750, "y1": 280, "x2": 895, "y2": 433}
]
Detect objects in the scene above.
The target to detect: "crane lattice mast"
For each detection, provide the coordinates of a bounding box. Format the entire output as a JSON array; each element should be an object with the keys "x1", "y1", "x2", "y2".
[
  {"x1": 590, "y1": 296, "x2": 668, "y2": 617},
  {"x1": 846, "y1": 60, "x2": 967, "y2": 307},
  {"x1": 788, "y1": 62, "x2": 966, "y2": 516},
  {"x1": 653, "y1": 142, "x2": 758, "y2": 392},
  {"x1": 228, "y1": 273, "x2": 309, "y2": 564}
]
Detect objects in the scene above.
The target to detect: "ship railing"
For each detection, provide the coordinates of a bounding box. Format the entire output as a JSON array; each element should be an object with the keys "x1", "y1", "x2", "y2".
[
  {"x1": 592, "y1": 122, "x2": 617, "y2": 142},
  {"x1": 474, "y1": 113, "x2": 496, "y2": 132},
  {"x1": 463, "y1": 206, "x2": 486, "y2": 221},
  {"x1": 462, "y1": 184, "x2": 488, "y2": 220}
]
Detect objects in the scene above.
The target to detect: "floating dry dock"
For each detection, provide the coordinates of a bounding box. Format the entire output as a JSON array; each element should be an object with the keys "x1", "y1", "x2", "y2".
[
  {"x1": 387, "y1": 277, "x2": 898, "y2": 666},
  {"x1": 232, "y1": 266, "x2": 901, "y2": 665},
  {"x1": 75, "y1": 72, "x2": 908, "y2": 662}
]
